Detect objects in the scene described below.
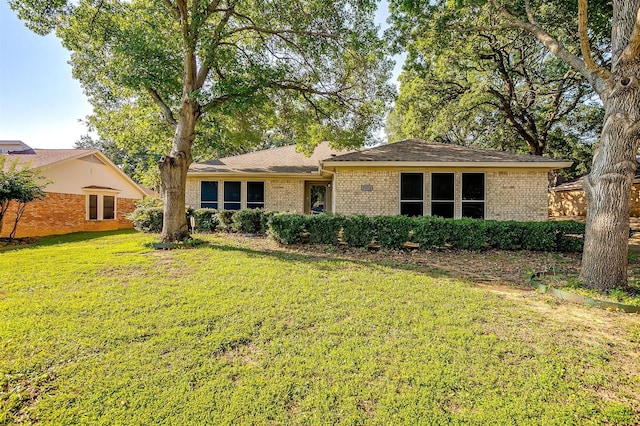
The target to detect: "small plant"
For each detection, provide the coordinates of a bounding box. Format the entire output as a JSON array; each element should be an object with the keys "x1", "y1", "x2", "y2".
[
  {"x1": 217, "y1": 210, "x2": 235, "y2": 231},
  {"x1": 232, "y1": 209, "x2": 265, "y2": 234}
]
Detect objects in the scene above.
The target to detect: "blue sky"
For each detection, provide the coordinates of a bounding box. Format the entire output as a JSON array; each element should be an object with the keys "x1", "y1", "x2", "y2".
[{"x1": 0, "y1": 1, "x2": 401, "y2": 150}]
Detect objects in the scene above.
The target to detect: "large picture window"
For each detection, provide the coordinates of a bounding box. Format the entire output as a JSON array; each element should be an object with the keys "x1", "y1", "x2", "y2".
[
  {"x1": 462, "y1": 173, "x2": 485, "y2": 219},
  {"x1": 201, "y1": 181, "x2": 218, "y2": 209},
  {"x1": 88, "y1": 195, "x2": 98, "y2": 220},
  {"x1": 400, "y1": 173, "x2": 424, "y2": 216},
  {"x1": 224, "y1": 181, "x2": 241, "y2": 210},
  {"x1": 103, "y1": 196, "x2": 115, "y2": 220},
  {"x1": 431, "y1": 173, "x2": 455, "y2": 218},
  {"x1": 246, "y1": 182, "x2": 265, "y2": 209}
]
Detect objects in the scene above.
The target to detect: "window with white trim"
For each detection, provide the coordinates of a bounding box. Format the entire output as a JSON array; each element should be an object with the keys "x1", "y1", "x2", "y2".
[
  {"x1": 224, "y1": 181, "x2": 241, "y2": 210},
  {"x1": 431, "y1": 173, "x2": 455, "y2": 218},
  {"x1": 461, "y1": 173, "x2": 485, "y2": 219},
  {"x1": 201, "y1": 181, "x2": 218, "y2": 209},
  {"x1": 400, "y1": 173, "x2": 424, "y2": 216},
  {"x1": 246, "y1": 182, "x2": 265, "y2": 209},
  {"x1": 86, "y1": 193, "x2": 117, "y2": 220}
]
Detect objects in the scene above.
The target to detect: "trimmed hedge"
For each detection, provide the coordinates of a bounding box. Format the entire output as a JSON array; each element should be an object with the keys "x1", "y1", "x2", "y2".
[
  {"x1": 192, "y1": 208, "x2": 219, "y2": 232},
  {"x1": 267, "y1": 213, "x2": 585, "y2": 252},
  {"x1": 232, "y1": 209, "x2": 269, "y2": 234},
  {"x1": 129, "y1": 206, "x2": 164, "y2": 233}
]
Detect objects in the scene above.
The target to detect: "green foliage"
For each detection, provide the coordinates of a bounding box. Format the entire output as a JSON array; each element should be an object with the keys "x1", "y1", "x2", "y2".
[
  {"x1": 128, "y1": 206, "x2": 164, "y2": 233},
  {"x1": 267, "y1": 213, "x2": 307, "y2": 244},
  {"x1": 135, "y1": 196, "x2": 162, "y2": 209},
  {"x1": 192, "y1": 209, "x2": 219, "y2": 233},
  {"x1": 386, "y1": 0, "x2": 606, "y2": 177},
  {"x1": 372, "y1": 215, "x2": 414, "y2": 249},
  {"x1": 0, "y1": 231, "x2": 637, "y2": 424},
  {"x1": 0, "y1": 158, "x2": 48, "y2": 237},
  {"x1": 306, "y1": 214, "x2": 346, "y2": 245},
  {"x1": 266, "y1": 213, "x2": 584, "y2": 252},
  {"x1": 341, "y1": 215, "x2": 375, "y2": 248},
  {"x1": 217, "y1": 210, "x2": 235, "y2": 231},
  {"x1": 232, "y1": 209, "x2": 267, "y2": 234}
]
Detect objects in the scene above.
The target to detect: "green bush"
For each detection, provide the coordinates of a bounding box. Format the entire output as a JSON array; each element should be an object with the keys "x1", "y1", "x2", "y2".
[
  {"x1": 484, "y1": 221, "x2": 524, "y2": 250},
  {"x1": 217, "y1": 210, "x2": 235, "y2": 231},
  {"x1": 260, "y1": 210, "x2": 277, "y2": 235},
  {"x1": 342, "y1": 215, "x2": 374, "y2": 248},
  {"x1": 447, "y1": 219, "x2": 488, "y2": 251},
  {"x1": 232, "y1": 209, "x2": 265, "y2": 234},
  {"x1": 307, "y1": 214, "x2": 346, "y2": 244},
  {"x1": 268, "y1": 213, "x2": 308, "y2": 244},
  {"x1": 412, "y1": 216, "x2": 450, "y2": 249},
  {"x1": 192, "y1": 208, "x2": 219, "y2": 233},
  {"x1": 373, "y1": 215, "x2": 414, "y2": 249},
  {"x1": 128, "y1": 207, "x2": 164, "y2": 233},
  {"x1": 134, "y1": 196, "x2": 163, "y2": 209}
]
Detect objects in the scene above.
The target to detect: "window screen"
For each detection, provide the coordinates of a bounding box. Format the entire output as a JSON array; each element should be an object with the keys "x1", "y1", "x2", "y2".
[
  {"x1": 431, "y1": 173, "x2": 454, "y2": 218},
  {"x1": 201, "y1": 181, "x2": 218, "y2": 209},
  {"x1": 246, "y1": 182, "x2": 265, "y2": 209},
  {"x1": 462, "y1": 173, "x2": 485, "y2": 219},
  {"x1": 400, "y1": 173, "x2": 424, "y2": 216},
  {"x1": 103, "y1": 196, "x2": 115, "y2": 220},
  {"x1": 224, "y1": 181, "x2": 241, "y2": 210},
  {"x1": 89, "y1": 195, "x2": 98, "y2": 220}
]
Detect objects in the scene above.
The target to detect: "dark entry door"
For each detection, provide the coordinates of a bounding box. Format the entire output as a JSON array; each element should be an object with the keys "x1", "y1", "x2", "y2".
[{"x1": 305, "y1": 182, "x2": 331, "y2": 214}]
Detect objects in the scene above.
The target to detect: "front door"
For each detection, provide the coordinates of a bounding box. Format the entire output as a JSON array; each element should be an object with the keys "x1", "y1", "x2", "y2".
[{"x1": 305, "y1": 182, "x2": 331, "y2": 214}]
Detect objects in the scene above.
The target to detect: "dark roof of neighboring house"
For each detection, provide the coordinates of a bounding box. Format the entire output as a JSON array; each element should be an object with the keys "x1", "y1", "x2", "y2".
[
  {"x1": 323, "y1": 139, "x2": 571, "y2": 165},
  {"x1": 1, "y1": 149, "x2": 97, "y2": 171},
  {"x1": 189, "y1": 142, "x2": 354, "y2": 174}
]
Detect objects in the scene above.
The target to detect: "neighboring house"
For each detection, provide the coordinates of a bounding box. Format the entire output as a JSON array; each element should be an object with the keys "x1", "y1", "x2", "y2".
[
  {"x1": 187, "y1": 139, "x2": 572, "y2": 221},
  {"x1": 0, "y1": 141, "x2": 147, "y2": 238},
  {"x1": 549, "y1": 176, "x2": 640, "y2": 218}
]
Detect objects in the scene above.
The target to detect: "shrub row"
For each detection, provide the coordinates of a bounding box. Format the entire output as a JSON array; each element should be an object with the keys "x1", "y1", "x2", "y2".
[
  {"x1": 267, "y1": 213, "x2": 585, "y2": 252},
  {"x1": 128, "y1": 205, "x2": 272, "y2": 235}
]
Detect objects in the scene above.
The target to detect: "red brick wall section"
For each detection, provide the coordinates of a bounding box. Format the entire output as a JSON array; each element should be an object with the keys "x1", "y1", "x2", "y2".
[{"x1": 0, "y1": 193, "x2": 140, "y2": 238}]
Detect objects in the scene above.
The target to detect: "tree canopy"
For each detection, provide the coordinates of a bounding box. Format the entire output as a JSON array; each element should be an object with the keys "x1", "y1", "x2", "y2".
[{"x1": 386, "y1": 0, "x2": 608, "y2": 178}]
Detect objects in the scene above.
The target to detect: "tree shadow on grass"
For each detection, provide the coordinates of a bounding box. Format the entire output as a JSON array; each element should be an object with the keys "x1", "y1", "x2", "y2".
[{"x1": 202, "y1": 242, "x2": 451, "y2": 280}]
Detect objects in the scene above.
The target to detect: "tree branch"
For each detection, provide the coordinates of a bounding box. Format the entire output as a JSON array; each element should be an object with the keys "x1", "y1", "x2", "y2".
[
  {"x1": 578, "y1": 0, "x2": 612, "y2": 80},
  {"x1": 620, "y1": 6, "x2": 640, "y2": 63},
  {"x1": 146, "y1": 87, "x2": 178, "y2": 129},
  {"x1": 490, "y1": 0, "x2": 606, "y2": 94}
]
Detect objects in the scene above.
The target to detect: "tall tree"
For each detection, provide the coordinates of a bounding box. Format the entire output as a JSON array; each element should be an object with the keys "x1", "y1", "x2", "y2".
[
  {"x1": 387, "y1": 1, "x2": 604, "y2": 163},
  {"x1": 11, "y1": 0, "x2": 393, "y2": 242},
  {"x1": 390, "y1": 0, "x2": 638, "y2": 292}
]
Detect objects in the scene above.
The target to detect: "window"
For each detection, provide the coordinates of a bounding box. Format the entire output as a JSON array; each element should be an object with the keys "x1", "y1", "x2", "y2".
[
  {"x1": 224, "y1": 181, "x2": 241, "y2": 210},
  {"x1": 89, "y1": 195, "x2": 98, "y2": 220},
  {"x1": 86, "y1": 193, "x2": 117, "y2": 220},
  {"x1": 201, "y1": 181, "x2": 218, "y2": 209},
  {"x1": 400, "y1": 173, "x2": 424, "y2": 216},
  {"x1": 431, "y1": 173, "x2": 455, "y2": 218},
  {"x1": 103, "y1": 196, "x2": 115, "y2": 219},
  {"x1": 462, "y1": 173, "x2": 485, "y2": 219},
  {"x1": 246, "y1": 182, "x2": 265, "y2": 209}
]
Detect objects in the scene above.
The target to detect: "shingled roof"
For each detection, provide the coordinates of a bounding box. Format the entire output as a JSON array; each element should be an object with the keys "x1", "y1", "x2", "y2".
[
  {"x1": 1, "y1": 149, "x2": 97, "y2": 171},
  {"x1": 189, "y1": 142, "x2": 354, "y2": 175},
  {"x1": 322, "y1": 139, "x2": 571, "y2": 167}
]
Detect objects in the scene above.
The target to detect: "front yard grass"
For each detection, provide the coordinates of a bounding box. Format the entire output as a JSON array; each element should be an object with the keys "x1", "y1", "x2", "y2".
[{"x1": 1, "y1": 230, "x2": 639, "y2": 424}]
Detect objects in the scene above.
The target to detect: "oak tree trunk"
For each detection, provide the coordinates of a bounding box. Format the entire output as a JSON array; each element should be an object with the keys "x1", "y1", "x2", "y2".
[
  {"x1": 159, "y1": 102, "x2": 198, "y2": 242},
  {"x1": 579, "y1": 0, "x2": 640, "y2": 291}
]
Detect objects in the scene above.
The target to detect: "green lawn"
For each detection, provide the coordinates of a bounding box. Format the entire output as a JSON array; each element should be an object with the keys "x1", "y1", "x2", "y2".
[{"x1": 1, "y1": 231, "x2": 639, "y2": 425}]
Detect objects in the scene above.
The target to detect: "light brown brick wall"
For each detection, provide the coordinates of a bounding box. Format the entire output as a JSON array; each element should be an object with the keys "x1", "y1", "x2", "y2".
[
  {"x1": 0, "y1": 193, "x2": 138, "y2": 238},
  {"x1": 485, "y1": 170, "x2": 549, "y2": 221},
  {"x1": 333, "y1": 169, "x2": 400, "y2": 216},
  {"x1": 334, "y1": 167, "x2": 550, "y2": 221},
  {"x1": 186, "y1": 177, "x2": 306, "y2": 213},
  {"x1": 264, "y1": 179, "x2": 305, "y2": 213}
]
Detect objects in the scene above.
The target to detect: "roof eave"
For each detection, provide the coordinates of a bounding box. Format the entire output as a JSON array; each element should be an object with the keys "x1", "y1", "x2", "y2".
[{"x1": 321, "y1": 160, "x2": 573, "y2": 169}]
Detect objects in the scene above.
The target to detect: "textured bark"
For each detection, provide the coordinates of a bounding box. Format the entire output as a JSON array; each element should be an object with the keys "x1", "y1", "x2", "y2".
[
  {"x1": 580, "y1": 1, "x2": 640, "y2": 291},
  {"x1": 159, "y1": 101, "x2": 198, "y2": 242}
]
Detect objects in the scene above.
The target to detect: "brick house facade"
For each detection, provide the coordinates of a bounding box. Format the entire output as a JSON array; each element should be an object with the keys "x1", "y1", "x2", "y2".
[
  {"x1": 187, "y1": 140, "x2": 570, "y2": 221},
  {"x1": 1, "y1": 143, "x2": 147, "y2": 238}
]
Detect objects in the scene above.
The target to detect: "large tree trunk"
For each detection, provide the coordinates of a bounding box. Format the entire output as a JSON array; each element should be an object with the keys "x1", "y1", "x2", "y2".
[
  {"x1": 579, "y1": 1, "x2": 640, "y2": 291},
  {"x1": 159, "y1": 102, "x2": 198, "y2": 242}
]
